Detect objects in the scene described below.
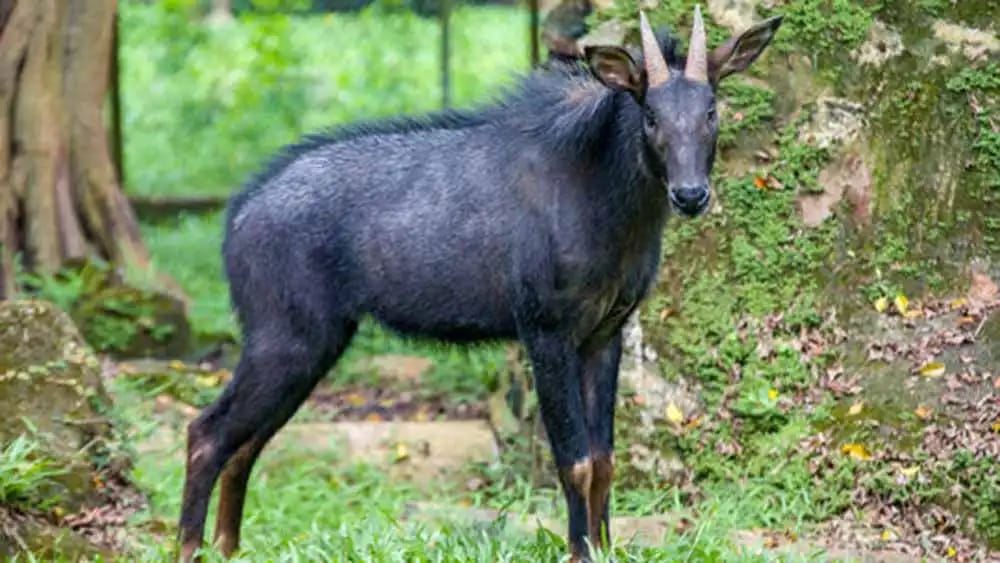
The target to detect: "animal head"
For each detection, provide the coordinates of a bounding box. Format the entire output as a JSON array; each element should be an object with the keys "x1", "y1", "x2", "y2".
[{"x1": 585, "y1": 8, "x2": 782, "y2": 217}]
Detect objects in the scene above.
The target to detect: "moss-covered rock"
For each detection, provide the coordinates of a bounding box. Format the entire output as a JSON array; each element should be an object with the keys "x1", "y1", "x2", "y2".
[
  {"x1": 0, "y1": 300, "x2": 121, "y2": 511},
  {"x1": 0, "y1": 300, "x2": 143, "y2": 558},
  {"x1": 72, "y1": 284, "x2": 191, "y2": 359}
]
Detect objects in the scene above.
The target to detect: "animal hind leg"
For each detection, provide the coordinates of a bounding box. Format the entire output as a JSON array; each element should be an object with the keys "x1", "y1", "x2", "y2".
[
  {"x1": 177, "y1": 319, "x2": 351, "y2": 561},
  {"x1": 211, "y1": 319, "x2": 358, "y2": 557}
]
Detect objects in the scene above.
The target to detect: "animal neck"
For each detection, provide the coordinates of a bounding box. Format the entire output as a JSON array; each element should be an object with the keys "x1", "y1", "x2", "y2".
[{"x1": 591, "y1": 93, "x2": 670, "y2": 241}]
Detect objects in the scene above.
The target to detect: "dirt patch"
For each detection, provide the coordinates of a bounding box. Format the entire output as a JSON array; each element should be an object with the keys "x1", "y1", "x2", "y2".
[{"x1": 307, "y1": 385, "x2": 487, "y2": 422}]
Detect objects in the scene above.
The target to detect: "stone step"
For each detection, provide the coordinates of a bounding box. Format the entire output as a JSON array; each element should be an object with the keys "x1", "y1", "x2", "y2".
[{"x1": 138, "y1": 419, "x2": 499, "y2": 485}]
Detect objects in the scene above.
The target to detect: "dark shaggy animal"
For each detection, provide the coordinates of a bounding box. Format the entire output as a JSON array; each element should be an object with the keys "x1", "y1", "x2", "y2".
[{"x1": 178, "y1": 9, "x2": 782, "y2": 562}]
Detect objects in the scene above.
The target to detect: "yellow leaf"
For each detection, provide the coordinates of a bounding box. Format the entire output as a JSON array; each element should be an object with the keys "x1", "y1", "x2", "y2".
[
  {"x1": 394, "y1": 442, "x2": 410, "y2": 462},
  {"x1": 345, "y1": 392, "x2": 366, "y2": 407},
  {"x1": 992, "y1": 421, "x2": 1000, "y2": 433},
  {"x1": 848, "y1": 401, "x2": 864, "y2": 416},
  {"x1": 918, "y1": 362, "x2": 946, "y2": 378},
  {"x1": 665, "y1": 403, "x2": 684, "y2": 425},
  {"x1": 880, "y1": 529, "x2": 896, "y2": 541},
  {"x1": 753, "y1": 175, "x2": 768, "y2": 190},
  {"x1": 840, "y1": 443, "x2": 872, "y2": 461},
  {"x1": 685, "y1": 416, "x2": 702, "y2": 430},
  {"x1": 195, "y1": 374, "x2": 220, "y2": 387},
  {"x1": 768, "y1": 388, "x2": 779, "y2": 401},
  {"x1": 894, "y1": 294, "x2": 909, "y2": 315},
  {"x1": 365, "y1": 412, "x2": 383, "y2": 422},
  {"x1": 168, "y1": 360, "x2": 187, "y2": 371},
  {"x1": 874, "y1": 297, "x2": 889, "y2": 313},
  {"x1": 947, "y1": 546, "x2": 957, "y2": 558},
  {"x1": 915, "y1": 405, "x2": 934, "y2": 420},
  {"x1": 950, "y1": 298, "x2": 967, "y2": 310},
  {"x1": 900, "y1": 466, "x2": 919, "y2": 478}
]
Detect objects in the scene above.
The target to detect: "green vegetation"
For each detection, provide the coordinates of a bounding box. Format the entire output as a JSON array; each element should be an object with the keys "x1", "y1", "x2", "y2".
[
  {"x1": 763, "y1": 0, "x2": 877, "y2": 63},
  {"x1": 121, "y1": 1, "x2": 528, "y2": 197},
  {"x1": 717, "y1": 81, "x2": 777, "y2": 149},
  {"x1": 0, "y1": 436, "x2": 66, "y2": 511},
  {"x1": 946, "y1": 63, "x2": 1000, "y2": 190},
  {"x1": 141, "y1": 213, "x2": 233, "y2": 337}
]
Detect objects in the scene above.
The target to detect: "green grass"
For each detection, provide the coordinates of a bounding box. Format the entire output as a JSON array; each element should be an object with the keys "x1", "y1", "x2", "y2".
[
  {"x1": 123, "y1": 415, "x2": 826, "y2": 562},
  {"x1": 0, "y1": 436, "x2": 66, "y2": 511},
  {"x1": 141, "y1": 213, "x2": 233, "y2": 337}
]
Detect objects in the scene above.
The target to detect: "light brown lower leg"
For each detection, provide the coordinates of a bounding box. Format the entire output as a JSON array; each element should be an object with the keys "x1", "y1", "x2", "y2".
[
  {"x1": 213, "y1": 436, "x2": 266, "y2": 557},
  {"x1": 588, "y1": 453, "x2": 614, "y2": 547}
]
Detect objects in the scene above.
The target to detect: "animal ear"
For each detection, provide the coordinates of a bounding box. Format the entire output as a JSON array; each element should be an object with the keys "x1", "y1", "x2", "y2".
[
  {"x1": 708, "y1": 16, "x2": 783, "y2": 85},
  {"x1": 585, "y1": 46, "x2": 646, "y2": 98}
]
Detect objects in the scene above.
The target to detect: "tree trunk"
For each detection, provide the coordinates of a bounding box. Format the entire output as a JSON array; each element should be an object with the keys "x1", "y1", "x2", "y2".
[{"x1": 0, "y1": 0, "x2": 148, "y2": 299}]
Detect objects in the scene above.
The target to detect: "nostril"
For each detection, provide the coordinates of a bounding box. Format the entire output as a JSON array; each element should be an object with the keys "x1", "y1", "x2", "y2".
[{"x1": 674, "y1": 185, "x2": 709, "y2": 205}]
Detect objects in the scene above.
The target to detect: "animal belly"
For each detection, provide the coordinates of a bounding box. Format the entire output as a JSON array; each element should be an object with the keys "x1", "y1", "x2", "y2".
[{"x1": 366, "y1": 269, "x2": 517, "y2": 342}]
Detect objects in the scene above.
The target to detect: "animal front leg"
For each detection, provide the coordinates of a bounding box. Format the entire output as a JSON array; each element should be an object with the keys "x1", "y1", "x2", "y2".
[
  {"x1": 521, "y1": 331, "x2": 593, "y2": 562},
  {"x1": 581, "y1": 333, "x2": 623, "y2": 551}
]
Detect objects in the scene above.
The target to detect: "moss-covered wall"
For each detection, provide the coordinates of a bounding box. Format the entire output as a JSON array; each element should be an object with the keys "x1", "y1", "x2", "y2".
[{"x1": 592, "y1": 0, "x2": 1000, "y2": 549}]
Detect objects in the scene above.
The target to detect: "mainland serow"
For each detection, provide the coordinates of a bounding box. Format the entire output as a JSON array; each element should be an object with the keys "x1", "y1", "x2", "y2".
[{"x1": 178, "y1": 8, "x2": 782, "y2": 561}]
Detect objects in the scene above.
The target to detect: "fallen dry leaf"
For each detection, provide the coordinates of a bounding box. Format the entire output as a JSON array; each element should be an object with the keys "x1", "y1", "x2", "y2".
[
  {"x1": 665, "y1": 402, "x2": 684, "y2": 425},
  {"x1": 848, "y1": 401, "x2": 864, "y2": 416},
  {"x1": 345, "y1": 393, "x2": 367, "y2": 407},
  {"x1": 918, "y1": 361, "x2": 946, "y2": 378},
  {"x1": 894, "y1": 294, "x2": 910, "y2": 315},
  {"x1": 394, "y1": 442, "x2": 410, "y2": 462},
  {"x1": 841, "y1": 443, "x2": 872, "y2": 461},
  {"x1": 915, "y1": 405, "x2": 934, "y2": 420},
  {"x1": 753, "y1": 175, "x2": 768, "y2": 190},
  {"x1": 900, "y1": 466, "x2": 919, "y2": 478},
  {"x1": 874, "y1": 297, "x2": 889, "y2": 313}
]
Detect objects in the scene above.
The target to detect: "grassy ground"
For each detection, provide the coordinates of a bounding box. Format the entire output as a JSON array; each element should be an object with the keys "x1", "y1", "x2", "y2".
[{"x1": 108, "y1": 378, "x2": 821, "y2": 563}]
